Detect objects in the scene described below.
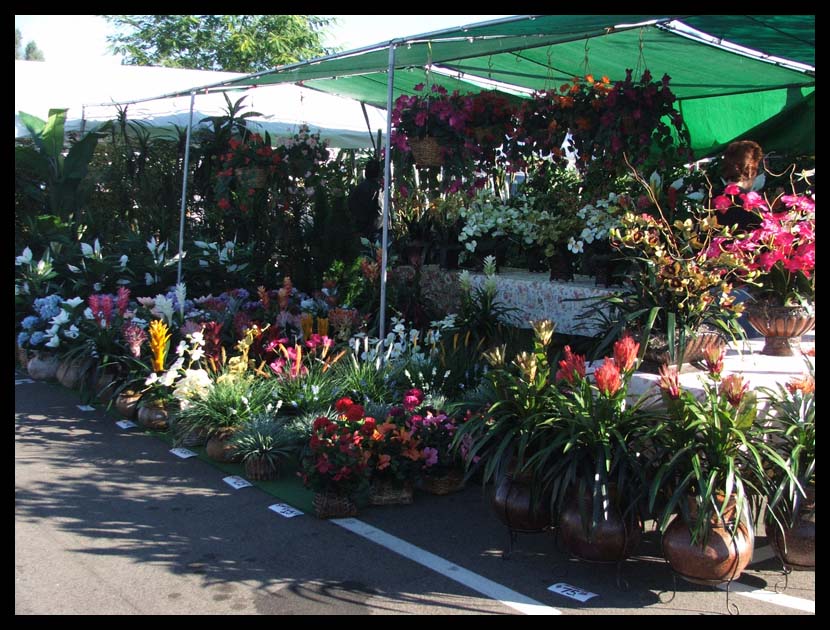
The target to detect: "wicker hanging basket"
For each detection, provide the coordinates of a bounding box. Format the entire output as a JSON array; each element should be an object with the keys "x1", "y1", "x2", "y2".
[
  {"x1": 313, "y1": 491, "x2": 359, "y2": 519},
  {"x1": 234, "y1": 166, "x2": 268, "y2": 189},
  {"x1": 409, "y1": 136, "x2": 444, "y2": 167}
]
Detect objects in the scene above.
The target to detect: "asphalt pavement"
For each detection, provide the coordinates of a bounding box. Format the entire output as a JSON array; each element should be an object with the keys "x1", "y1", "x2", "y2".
[{"x1": 15, "y1": 373, "x2": 815, "y2": 615}]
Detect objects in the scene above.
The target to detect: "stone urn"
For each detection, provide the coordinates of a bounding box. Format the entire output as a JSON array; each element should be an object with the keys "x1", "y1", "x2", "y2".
[
  {"x1": 26, "y1": 351, "x2": 60, "y2": 381},
  {"x1": 744, "y1": 303, "x2": 815, "y2": 356}
]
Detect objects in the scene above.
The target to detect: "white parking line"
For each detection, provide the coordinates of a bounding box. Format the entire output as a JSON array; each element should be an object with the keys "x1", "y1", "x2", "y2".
[
  {"x1": 717, "y1": 581, "x2": 815, "y2": 613},
  {"x1": 331, "y1": 518, "x2": 561, "y2": 615}
]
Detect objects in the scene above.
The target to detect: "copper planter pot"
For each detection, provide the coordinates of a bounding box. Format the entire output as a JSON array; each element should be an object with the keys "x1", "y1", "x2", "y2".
[
  {"x1": 115, "y1": 390, "x2": 142, "y2": 420},
  {"x1": 136, "y1": 402, "x2": 169, "y2": 431},
  {"x1": 205, "y1": 432, "x2": 242, "y2": 463},
  {"x1": 769, "y1": 487, "x2": 815, "y2": 571},
  {"x1": 491, "y1": 470, "x2": 551, "y2": 533},
  {"x1": 559, "y1": 493, "x2": 643, "y2": 562},
  {"x1": 745, "y1": 304, "x2": 815, "y2": 356}
]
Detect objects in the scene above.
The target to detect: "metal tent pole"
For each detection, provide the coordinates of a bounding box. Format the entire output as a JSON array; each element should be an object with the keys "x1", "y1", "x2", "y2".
[
  {"x1": 378, "y1": 44, "x2": 396, "y2": 344},
  {"x1": 176, "y1": 92, "x2": 196, "y2": 286}
]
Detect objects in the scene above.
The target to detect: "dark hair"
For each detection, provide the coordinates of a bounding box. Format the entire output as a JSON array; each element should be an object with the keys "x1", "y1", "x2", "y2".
[
  {"x1": 721, "y1": 140, "x2": 763, "y2": 189},
  {"x1": 365, "y1": 160, "x2": 381, "y2": 178}
]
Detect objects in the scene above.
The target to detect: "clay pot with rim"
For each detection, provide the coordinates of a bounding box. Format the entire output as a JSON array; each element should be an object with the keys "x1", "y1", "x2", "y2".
[
  {"x1": 115, "y1": 389, "x2": 142, "y2": 420},
  {"x1": 206, "y1": 429, "x2": 242, "y2": 463},
  {"x1": 769, "y1": 486, "x2": 815, "y2": 571},
  {"x1": 26, "y1": 351, "x2": 60, "y2": 381},
  {"x1": 744, "y1": 303, "x2": 815, "y2": 356},
  {"x1": 491, "y1": 464, "x2": 551, "y2": 533},
  {"x1": 661, "y1": 494, "x2": 755, "y2": 585},
  {"x1": 136, "y1": 400, "x2": 169, "y2": 431},
  {"x1": 558, "y1": 486, "x2": 643, "y2": 562}
]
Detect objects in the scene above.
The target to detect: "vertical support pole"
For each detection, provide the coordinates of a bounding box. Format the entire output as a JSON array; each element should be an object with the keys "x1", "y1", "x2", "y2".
[
  {"x1": 379, "y1": 44, "x2": 396, "y2": 343},
  {"x1": 176, "y1": 92, "x2": 196, "y2": 286}
]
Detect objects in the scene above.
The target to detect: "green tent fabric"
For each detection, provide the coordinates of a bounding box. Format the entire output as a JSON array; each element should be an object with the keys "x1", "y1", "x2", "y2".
[
  {"x1": 144, "y1": 14, "x2": 815, "y2": 157},
  {"x1": 682, "y1": 15, "x2": 815, "y2": 67}
]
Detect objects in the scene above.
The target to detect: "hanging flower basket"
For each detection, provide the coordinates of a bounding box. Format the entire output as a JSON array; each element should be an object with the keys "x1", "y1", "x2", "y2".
[
  {"x1": 234, "y1": 166, "x2": 268, "y2": 189},
  {"x1": 409, "y1": 136, "x2": 444, "y2": 167},
  {"x1": 471, "y1": 125, "x2": 502, "y2": 146}
]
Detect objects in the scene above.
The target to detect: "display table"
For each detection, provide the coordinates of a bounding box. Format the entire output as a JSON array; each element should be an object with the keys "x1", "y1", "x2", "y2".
[
  {"x1": 419, "y1": 265, "x2": 617, "y2": 337},
  {"x1": 595, "y1": 332, "x2": 816, "y2": 408}
]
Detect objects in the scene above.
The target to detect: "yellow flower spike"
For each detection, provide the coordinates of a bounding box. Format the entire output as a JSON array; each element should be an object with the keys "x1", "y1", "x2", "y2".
[
  {"x1": 317, "y1": 317, "x2": 329, "y2": 338},
  {"x1": 148, "y1": 319, "x2": 171, "y2": 372}
]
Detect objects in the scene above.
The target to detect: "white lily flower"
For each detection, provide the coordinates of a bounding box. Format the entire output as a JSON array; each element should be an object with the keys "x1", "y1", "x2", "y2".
[
  {"x1": 175, "y1": 340, "x2": 187, "y2": 357},
  {"x1": 145, "y1": 372, "x2": 159, "y2": 386}
]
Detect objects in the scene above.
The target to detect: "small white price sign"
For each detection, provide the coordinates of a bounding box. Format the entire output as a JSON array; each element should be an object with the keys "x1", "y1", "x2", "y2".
[
  {"x1": 15, "y1": 378, "x2": 35, "y2": 385},
  {"x1": 115, "y1": 419, "x2": 137, "y2": 429},
  {"x1": 547, "y1": 583, "x2": 598, "y2": 602},
  {"x1": 223, "y1": 475, "x2": 252, "y2": 490},
  {"x1": 169, "y1": 447, "x2": 197, "y2": 459},
  {"x1": 77, "y1": 404, "x2": 96, "y2": 411},
  {"x1": 268, "y1": 503, "x2": 304, "y2": 518}
]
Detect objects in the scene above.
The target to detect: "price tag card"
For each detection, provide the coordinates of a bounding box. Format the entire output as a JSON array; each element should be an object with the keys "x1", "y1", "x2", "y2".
[
  {"x1": 223, "y1": 475, "x2": 252, "y2": 490},
  {"x1": 77, "y1": 404, "x2": 96, "y2": 411},
  {"x1": 268, "y1": 503, "x2": 304, "y2": 518},
  {"x1": 15, "y1": 379, "x2": 35, "y2": 385},
  {"x1": 169, "y1": 447, "x2": 197, "y2": 459},
  {"x1": 115, "y1": 419, "x2": 137, "y2": 429},
  {"x1": 547, "y1": 583, "x2": 598, "y2": 602}
]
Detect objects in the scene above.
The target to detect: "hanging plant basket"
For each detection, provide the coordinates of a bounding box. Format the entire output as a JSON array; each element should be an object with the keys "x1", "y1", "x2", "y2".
[
  {"x1": 409, "y1": 136, "x2": 444, "y2": 167},
  {"x1": 234, "y1": 166, "x2": 268, "y2": 189},
  {"x1": 471, "y1": 125, "x2": 502, "y2": 145}
]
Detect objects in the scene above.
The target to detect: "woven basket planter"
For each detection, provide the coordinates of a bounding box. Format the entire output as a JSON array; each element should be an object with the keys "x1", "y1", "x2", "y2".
[
  {"x1": 420, "y1": 469, "x2": 465, "y2": 496},
  {"x1": 243, "y1": 455, "x2": 281, "y2": 481},
  {"x1": 409, "y1": 136, "x2": 443, "y2": 167},
  {"x1": 368, "y1": 479, "x2": 414, "y2": 506},
  {"x1": 313, "y1": 491, "x2": 359, "y2": 519}
]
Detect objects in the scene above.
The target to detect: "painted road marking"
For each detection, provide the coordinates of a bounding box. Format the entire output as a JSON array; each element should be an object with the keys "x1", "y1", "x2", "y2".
[
  {"x1": 331, "y1": 518, "x2": 561, "y2": 615},
  {"x1": 717, "y1": 581, "x2": 814, "y2": 613}
]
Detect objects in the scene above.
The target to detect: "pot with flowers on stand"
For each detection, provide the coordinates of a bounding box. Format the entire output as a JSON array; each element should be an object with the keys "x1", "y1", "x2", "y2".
[{"x1": 649, "y1": 348, "x2": 796, "y2": 587}]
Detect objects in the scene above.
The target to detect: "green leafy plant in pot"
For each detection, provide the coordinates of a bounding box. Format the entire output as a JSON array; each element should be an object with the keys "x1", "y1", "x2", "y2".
[
  {"x1": 649, "y1": 346, "x2": 796, "y2": 584},
  {"x1": 230, "y1": 415, "x2": 298, "y2": 481},
  {"x1": 526, "y1": 332, "x2": 658, "y2": 562}
]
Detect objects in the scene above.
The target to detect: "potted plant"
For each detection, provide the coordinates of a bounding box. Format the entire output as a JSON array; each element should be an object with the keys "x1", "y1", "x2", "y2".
[
  {"x1": 407, "y1": 395, "x2": 469, "y2": 495},
  {"x1": 649, "y1": 347, "x2": 796, "y2": 584},
  {"x1": 230, "y1": 415, "x2": 297, "y2": 482},
  {"x1": 760, "y1": 355, "x2": 815, "y2": 571},
  {"x1": 710, "y1": 181, "x2": 815, "y2": 356},
  {"x1": 526, "y1": 332, "x2": 658, "y2": 562},
  {"x1": 299, "y1": 404, "x2": 372, "y2": 518},
  {"x1": 453, "y1": 320, "x2": 560, "y2": 536}
]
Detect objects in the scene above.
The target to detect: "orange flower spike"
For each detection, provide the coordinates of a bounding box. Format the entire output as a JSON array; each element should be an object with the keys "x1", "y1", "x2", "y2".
[
  {"x1": 293, "y1": 345, "x2": 303, "y2": 378},
  {"x1": 613, "y1": 333, "x2": 640, "y2": 373},
  {"x1": 317, "y1": 317, "x2": 329, "y2": 338}
]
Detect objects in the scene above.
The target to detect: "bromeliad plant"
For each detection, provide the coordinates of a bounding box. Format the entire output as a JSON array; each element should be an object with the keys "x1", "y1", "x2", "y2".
[
  {"x1": 525, "y1": 332, "x2": 659, "y2": 532},
  {"x1": 648, "y1": 346, "x2": 797, "y2": 545}
]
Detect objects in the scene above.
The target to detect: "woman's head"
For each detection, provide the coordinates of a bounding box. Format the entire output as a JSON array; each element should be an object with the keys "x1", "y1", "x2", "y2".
[{"x1": 721, "y1": 140, "x2": 763, "y2": 190}]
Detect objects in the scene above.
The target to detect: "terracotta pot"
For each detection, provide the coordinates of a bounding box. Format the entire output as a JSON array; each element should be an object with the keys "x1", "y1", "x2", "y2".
[
  {"x1": 136, "y1": 402, "x2": 169, "y2": 431},
  {"x1": 206, "y1": 431, "x2": 242, "y2": 463},
  {"x1": 769, "y1": 487, "x2": 815, "y2": 571},
  {"x1": 491, "y1": 469, "x2": 551, "y2": 533},
  {"x1": 661, "y1": 496, "x2": 754, "y2": 585},
  {"x1": 745, "y1": 303, "x2": 815, "y2": 356},
  {"x1": 56, "y1": 357, "x2": 88, "y2": 390},
  {"x1": 26, "y1": 351, "x2": 60, "y2": 381},
  {"x1": 244, "y1": 455, "x2": 281, "y2": 481},
  {"x1": 115, "y1": 390, "x2": 142, "y2": 420},
  {"x1": 559, "y1": 490, "x2": 643, "y2": 562}
]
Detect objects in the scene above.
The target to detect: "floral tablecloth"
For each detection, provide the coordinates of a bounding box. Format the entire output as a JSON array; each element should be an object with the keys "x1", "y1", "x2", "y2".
[{"x1": 419, "y1": 265, "x2": 617, "y2": 337}]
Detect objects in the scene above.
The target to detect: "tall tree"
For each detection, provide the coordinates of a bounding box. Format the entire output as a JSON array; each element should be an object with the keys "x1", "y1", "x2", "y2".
[
  {"x1": 16, "y1": 28, "x2": 45, "y2": 61},
  {"x1": 101, "y1": 15, "x2": 337, "y2": 73}
]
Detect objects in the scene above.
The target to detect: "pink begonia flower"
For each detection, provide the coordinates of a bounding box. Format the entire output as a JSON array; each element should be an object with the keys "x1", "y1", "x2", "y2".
[{"x1": 724, "y1": 183, "x2": 741, "y2": 195}]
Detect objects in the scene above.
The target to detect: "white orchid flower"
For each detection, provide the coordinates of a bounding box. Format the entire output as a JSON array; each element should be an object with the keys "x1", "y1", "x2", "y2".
[
  {"x1": 64, "y1": 296, "x2": 84, "y2": 308},
  {"x1": 15, "y1": 247, "x2": 33, "y2": 266},
  {"x1": 64, "y1": 325, "x2": 80, "y2": 339},
  {"x1": 45, "y1": 336, "x2": 60, "y2": 348},
  {"x1": 50, "y1": 310, "x2": 71, "y2": 326},
  {"x1": 83, "y1": 307, "x2": 95, "y2": 320}
]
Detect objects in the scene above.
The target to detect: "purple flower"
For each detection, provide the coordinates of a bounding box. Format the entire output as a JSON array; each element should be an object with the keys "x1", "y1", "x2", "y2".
[{"x1": 423, "y1": 447, "x2": 439, "y2": 467}]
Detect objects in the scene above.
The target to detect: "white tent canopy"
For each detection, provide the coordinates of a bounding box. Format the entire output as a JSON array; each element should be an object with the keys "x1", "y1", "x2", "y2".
[{"x1": 14, "y1": 60, "x2": 386, "y2": 148}]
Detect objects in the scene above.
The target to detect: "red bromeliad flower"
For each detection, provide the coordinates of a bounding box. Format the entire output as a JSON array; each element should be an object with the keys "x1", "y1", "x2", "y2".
[
  {"x1": 594, "y1": 357, "x2": 622, "y2": 397},
  {"x1": 703, "y1": 346, "x2": 725, "y2": 377},
  {"x1": 556, "y1": 345, "x2": 586, "y2": 384},
  {"x1": 657, "y1": 364, "x2": 681, "y2": 399},
  {"x1": 613, "y1": 333, "x2": 640, "y2": 373},
  {"x1": 719, "y1": 374, "x2": 748, "y2": 407}
]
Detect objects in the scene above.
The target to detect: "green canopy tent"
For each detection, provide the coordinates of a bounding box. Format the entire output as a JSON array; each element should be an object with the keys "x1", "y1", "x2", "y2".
[{"x1": 131, "y1": 14, "x2": 814, "y2": 338}]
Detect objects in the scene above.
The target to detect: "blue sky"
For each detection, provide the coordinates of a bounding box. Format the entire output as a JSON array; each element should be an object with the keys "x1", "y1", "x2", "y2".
[{"x1": 15, "y1": 15, "x2": 514, "y2": 66}]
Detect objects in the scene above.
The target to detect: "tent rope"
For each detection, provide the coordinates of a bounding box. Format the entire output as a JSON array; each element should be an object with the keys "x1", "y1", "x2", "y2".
[{"x1": 582, "y1": 38, "x2": 591, "y2": 78}]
